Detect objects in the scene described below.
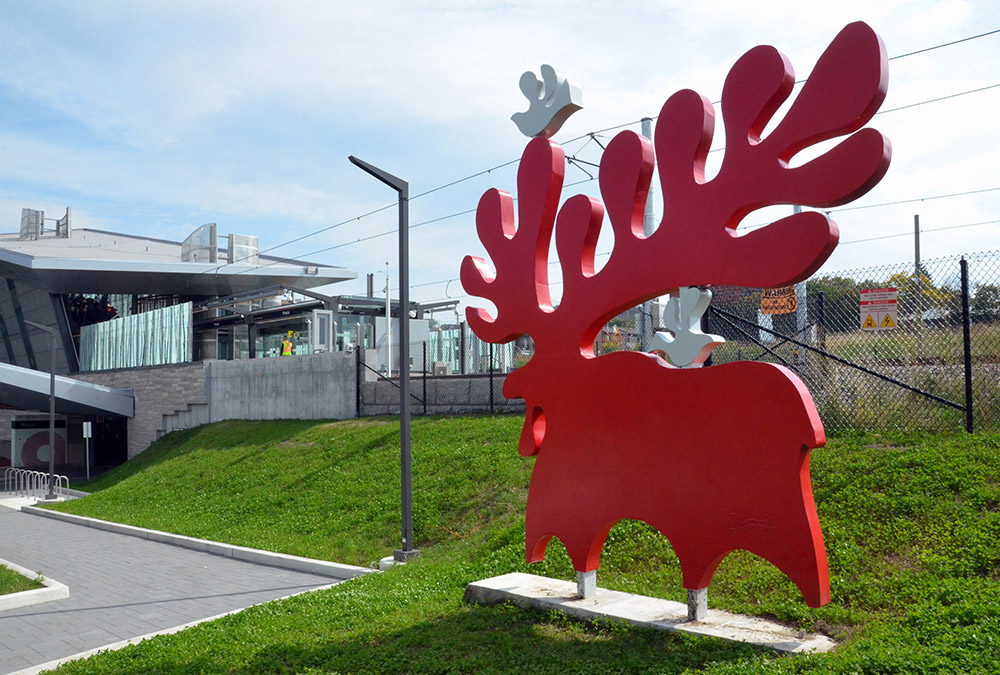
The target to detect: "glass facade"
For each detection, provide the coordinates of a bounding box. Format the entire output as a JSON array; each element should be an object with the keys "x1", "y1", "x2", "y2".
[{"x1": 79, "y1": 302, "x2": 193, "y2": 372}]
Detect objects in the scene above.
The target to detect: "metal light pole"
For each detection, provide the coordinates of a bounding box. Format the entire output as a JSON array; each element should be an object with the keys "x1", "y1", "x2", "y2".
[
  {"x1": 24, "y1": 320, "x2": 57, "y2": 500},
  {"x1": 349, "y1": 155, "x2": 420, "y2": 562}
]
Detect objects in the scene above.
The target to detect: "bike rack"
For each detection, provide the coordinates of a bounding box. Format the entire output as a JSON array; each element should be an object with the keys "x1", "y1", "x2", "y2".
[{"x1": 1, "y1": 467, "x2": 70, "y2": 501}]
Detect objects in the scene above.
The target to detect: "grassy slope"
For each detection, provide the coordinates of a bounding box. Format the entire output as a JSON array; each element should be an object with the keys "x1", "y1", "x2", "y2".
[
  {"x1": 65, "y1": 417, "x2": 535, "y2": 567},
  {"x1": 0, "y1": 564, "x2": 42, "y2": 595},
  {"x1": 47, "y1": 418, "x2": 1000, "y2": 674}
]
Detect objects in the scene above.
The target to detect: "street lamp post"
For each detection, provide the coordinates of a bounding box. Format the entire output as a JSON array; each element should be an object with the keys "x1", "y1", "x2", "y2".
[
  {"x1": 24, "y1": 320, "x2": 57, "y2": 500},
  {"x1": 349, "y1": 155, "x2": 420, "y2": 563}
]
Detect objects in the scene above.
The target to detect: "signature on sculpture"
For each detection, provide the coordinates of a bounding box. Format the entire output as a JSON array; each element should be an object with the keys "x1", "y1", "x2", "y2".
[
  {"x1": 463, "y1": 22, "x2": 890, "y2": 616},
  {"x1": 511, "y1": 64, "x2": 584, "y2": 139}
]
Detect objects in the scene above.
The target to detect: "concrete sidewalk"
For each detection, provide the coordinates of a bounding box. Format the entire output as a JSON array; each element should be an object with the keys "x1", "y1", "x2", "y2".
[{"x1": 0, "y1": 503, "x2": 344, "y2": 674}]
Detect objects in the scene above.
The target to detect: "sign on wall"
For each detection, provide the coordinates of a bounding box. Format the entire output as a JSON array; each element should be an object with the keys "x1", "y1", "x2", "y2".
[
  {"x1": 860, "y1": 287, "x2": 898, "y2": 330},
  {"x1": 12, "y1": 417, "x2": 67, "y2": 468}
]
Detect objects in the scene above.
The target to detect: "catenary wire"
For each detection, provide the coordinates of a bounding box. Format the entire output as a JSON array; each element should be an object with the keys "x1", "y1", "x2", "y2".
[
  {"x1": 257, "y1": 78, "x2": 1000, "y2": 272},
  {"x1": 213, "y1": 28, "x2": 1000, "y2": 276},
  {"x1": 840, "y1": 218, "x2": 1000, "y2": 245},
  {"x1": 338, "y1": 182, "x2": 1000, "y2": 292}
]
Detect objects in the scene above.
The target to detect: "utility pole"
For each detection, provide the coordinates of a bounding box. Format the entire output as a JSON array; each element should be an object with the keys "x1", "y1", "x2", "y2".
[
  {"x1": 793, "y1": 205, "x2": 808, "y2": 365},
  {"x1": 915, "y1": 214, "x2": 923, "y2": 363},
  {"x1": 640, "y1": 117, "x2": 655, "y2": 349},
  {"x1": 385, "y1": 260, "x2": 392, "y2": 377}
]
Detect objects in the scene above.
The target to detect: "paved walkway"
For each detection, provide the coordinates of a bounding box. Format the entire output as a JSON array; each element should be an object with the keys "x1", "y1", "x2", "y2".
[{"x1": 0, "y1": 503, "x2": 337, "y2": 674}]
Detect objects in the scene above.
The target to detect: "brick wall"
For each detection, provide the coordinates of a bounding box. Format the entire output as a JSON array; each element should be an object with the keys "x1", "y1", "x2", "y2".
[{"x1": 75, "y1": 362, "x2": 207, "y2": 460}]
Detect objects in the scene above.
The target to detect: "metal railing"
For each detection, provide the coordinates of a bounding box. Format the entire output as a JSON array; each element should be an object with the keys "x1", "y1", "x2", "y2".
[{"x1": 2, "y1": 467, "x2": 70, "y2": 501}]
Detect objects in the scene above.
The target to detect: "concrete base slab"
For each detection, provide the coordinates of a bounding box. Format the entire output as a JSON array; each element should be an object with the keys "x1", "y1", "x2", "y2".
[
  {"x1": 463, "y1": 572, "x2": 835, "y2": 654},
  {"x1": 0, "y1": 495, "x2": 38, "y2": 510},
  {"x1": 379, "y1": 556, "x2": 401, "y2": 570}
]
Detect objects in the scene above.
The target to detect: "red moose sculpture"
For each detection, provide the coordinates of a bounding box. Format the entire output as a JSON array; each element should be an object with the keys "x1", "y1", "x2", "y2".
[{"x1": 462, "y1": 22, "x2": 890, "y2": 609}]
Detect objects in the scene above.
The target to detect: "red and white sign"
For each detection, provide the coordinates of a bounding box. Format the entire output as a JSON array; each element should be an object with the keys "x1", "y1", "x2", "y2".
[
  {"x1": 860, "y1": 287, "x2": 898, "y2": 330},
  {"x1": 12, "y1": 427, "x2": 67, "y2": 468}
]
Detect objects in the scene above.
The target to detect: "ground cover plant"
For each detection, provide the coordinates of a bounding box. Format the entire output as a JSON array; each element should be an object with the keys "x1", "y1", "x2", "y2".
[
  {"x1": 45, "y1": 418, "x2": 1000, "y2": 673},
  {"x1": 0, "y1": 563, "x2": 42, "y2": 596}
]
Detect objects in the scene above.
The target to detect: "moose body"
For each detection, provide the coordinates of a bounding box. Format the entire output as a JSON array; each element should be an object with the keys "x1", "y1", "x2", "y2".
[{"x1": 512, "y1": 352, "x2": 828, "y2": 606}]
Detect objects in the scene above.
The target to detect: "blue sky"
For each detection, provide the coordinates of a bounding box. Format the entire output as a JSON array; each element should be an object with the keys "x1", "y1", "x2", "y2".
[{"x1": 2, "y1": 1, "x2": 999, "y2": 313}]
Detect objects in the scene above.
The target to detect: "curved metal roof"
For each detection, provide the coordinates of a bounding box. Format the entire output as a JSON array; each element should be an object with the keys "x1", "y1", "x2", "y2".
[{"x1": 0, "y1": 229, "x2": 355, "y2": 295}]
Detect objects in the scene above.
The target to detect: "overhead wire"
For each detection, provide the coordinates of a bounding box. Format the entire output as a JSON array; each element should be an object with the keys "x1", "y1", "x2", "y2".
[
  {"x1": 840, "y1": 218, "x2": 1000, "y2": 245},
  {"x1": 282, "y1": 175, "x2": 1000, "y2": 289},
  {"x1": 278, "y1": 78, "x2": 1000, "y2": 271},
  {"x1": 887, "y1": 28, "x2": 1000, "y2": 60},
  {"x1": 410, "y1": 214, "x2": 1000, "y2": 304},
  {"x1": 213, "y1": 27, "x2": 1000, "y2": 279},
  {"x1": 408, "y1": 214, "x2": 1000, "y2": 294},
  {"x1": 830, "y1": 186, "x2": 1000, "y2": 213}
]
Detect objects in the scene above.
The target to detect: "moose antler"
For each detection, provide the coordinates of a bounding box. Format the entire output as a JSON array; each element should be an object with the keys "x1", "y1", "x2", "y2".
[
  {"x1": 460, "y1": 137, "x2": 566, "y2": 346},
  {"x1": 463, "y1": 22, "x2": 890, "y2": 356}
]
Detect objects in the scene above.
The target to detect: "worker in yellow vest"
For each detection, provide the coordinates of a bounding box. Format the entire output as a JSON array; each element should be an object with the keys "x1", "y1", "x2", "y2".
[{"x1": 281, "y1": 332, "x2": 293, "y2": 356}]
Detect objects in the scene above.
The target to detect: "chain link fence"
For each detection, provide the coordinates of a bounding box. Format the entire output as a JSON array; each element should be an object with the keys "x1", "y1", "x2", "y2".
[
  {"x1": 676, "y1": 251, "x2": 997, "y2": 434},
  {"x1": 360, "y1": 250, "x2": 1000, "y2": 434}
]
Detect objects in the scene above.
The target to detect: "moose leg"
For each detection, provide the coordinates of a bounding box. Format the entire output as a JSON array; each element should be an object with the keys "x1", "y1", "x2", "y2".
[
  {"x1": 577, "y1": 570, "x2": 596, "y2": 599},
  {"x1": 687, "y1": 588, "x2": 707, "y2": 621}
]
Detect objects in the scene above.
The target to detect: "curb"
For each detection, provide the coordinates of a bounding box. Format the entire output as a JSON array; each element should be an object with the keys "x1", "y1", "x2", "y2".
[
  {"x1": 0, "y1": 557, "x2": 69, "y2": 613},
  {"x1": 21, "y1": 506, "x2": 376, "y2": 581},
  {"x1": 8, "y1": 581, "x2": 337, "y2": 675}
]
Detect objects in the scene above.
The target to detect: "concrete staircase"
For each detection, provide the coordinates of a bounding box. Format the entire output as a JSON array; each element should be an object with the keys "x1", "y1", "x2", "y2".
[{"x1": 157, "y1": 402, "x2": 210, "y2": 440}]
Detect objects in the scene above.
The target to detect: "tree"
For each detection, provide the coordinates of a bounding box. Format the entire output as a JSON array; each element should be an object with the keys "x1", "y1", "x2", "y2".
[
  {"x1": 972, "y1": 284, "x2": 1000, "y2": 322},
  {"x1": 886, "y1": 271, "x2": 953, "y2": 320},
  {"x1": 806, "y1": 275, "x2": 859, "y2": 333}
]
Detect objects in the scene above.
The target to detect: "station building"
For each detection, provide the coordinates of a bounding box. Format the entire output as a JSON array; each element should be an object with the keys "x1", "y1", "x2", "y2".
[{"x1": 0, "y1": 208, "x2": 362, "y2": 471}]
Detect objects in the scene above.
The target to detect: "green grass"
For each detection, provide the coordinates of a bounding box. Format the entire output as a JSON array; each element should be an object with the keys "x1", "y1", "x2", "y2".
[
  {"x1": 42, "y1": 419, "x2": 1000, "y2": 674},
  {"x1": 0, "y1": 563, "x2": 42, "y2": 595},
  {"x1": 64, "y1": 417, "x2": 534, "y2": 567}
]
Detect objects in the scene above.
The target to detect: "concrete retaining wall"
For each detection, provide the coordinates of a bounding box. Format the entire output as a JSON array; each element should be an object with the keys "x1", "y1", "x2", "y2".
[
  {"x1": 361, "y1": 374, "x2": 524, "y2": 416},
  {"x1": 207, "y1": 351, "x2": 357, "y2": 422}
]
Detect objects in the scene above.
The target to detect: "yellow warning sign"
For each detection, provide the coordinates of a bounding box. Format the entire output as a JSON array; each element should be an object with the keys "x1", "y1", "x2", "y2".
[
  {"x1": 761, "y1": 286, "x2": 797, "y2": 315},
  {"x1": 880, "y1": 314, "x2": 896, "y2": 328},
  {"x1": 862, "y1": 314, "x2": 877, "y2": 329}
]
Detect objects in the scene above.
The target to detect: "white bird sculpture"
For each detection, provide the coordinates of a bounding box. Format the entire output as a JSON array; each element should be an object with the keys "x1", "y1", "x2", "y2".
[
  {"x1": 651, "y1": 287, "x2": 725, "y2": 368},
  {"x1": 511, "y1": 64, "x2": 583, "y2": 139}
]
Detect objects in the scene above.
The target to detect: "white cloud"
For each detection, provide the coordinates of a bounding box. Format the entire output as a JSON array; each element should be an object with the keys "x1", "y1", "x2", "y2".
[{"x1": 0, "y1": 0, "x2": 998, "y2": 308}]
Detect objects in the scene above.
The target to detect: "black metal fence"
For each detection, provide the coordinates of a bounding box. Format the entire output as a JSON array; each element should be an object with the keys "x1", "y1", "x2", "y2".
[
  {"x1": 359, "y1": 250, "x2": 1000, "y2": 434},
  {"x1": 357, "y1": 341, "x2": 523, "y2": 417}
]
